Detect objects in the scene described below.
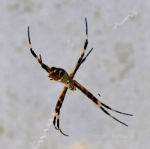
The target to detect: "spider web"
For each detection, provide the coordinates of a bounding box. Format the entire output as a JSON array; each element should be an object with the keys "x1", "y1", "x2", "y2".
[{"x1": 33, "y1": 114, "x2": 53, "y2": 149}]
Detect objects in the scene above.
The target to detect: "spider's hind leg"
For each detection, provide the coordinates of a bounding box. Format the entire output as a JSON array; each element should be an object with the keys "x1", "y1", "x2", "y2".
[
  {"x1": 101, "y1": 102, "x2": 133, "y2": 116},
  {"x1": 56, "y1": 110, "x2": 69, "y2": 136},
  {"x1": 53, "y1": 86, "x2": 69, "y2": 136},
  {"x1": 74, "y1": 80, "x2": 133, "y2": 127}
]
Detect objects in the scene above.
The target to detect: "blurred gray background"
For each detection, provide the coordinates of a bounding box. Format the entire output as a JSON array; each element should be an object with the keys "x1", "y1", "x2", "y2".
[{"x1": 0, "y1": 0, "x2": 149, "y2": 149}]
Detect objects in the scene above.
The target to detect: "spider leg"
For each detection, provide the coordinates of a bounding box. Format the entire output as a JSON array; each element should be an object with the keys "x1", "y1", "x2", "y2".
[
  {"x1": 27, "y1": 26, "x2": 51, "y2": 73},
  {"x1": 100, "y1": 107, "x2": 129, "y2": 126},
  {"x1": 53, "y1": 86, "x2": 69, "y2": 136},
  {"x1": 53, "y1": 108, "x2": 68, "y2": 136},
  {"x1": 81, "y1": 48, "x2": 93, "y2": 64},
  {"x1": 101, "y1": 102, "x2": 133, "y2": 116},
  {"x1": 56, "y1": 110, "x2": 69, "y2": 136},
  {"x1": 74, "y1": 80, "x2": 133, "y2": 127},
  {"x1": 97, "y1": 91, "x2": 133, "y2": 116},
  {"x1": 70, "y1": 17, "x2": 93, "y2": 78}
]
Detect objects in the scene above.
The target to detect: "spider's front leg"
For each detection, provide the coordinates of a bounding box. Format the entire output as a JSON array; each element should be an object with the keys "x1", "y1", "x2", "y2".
[
  {"x1": 70, "y1": 17, "x2": 93, "y2": 78},
  {"x1": 28, "y1": 26, "x2": 51, "y2": 73}
]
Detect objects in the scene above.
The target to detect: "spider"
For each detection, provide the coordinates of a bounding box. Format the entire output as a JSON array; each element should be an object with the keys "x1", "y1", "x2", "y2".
[{"x1": 27, "y1": 18, "x2": 133, "y2": 136}]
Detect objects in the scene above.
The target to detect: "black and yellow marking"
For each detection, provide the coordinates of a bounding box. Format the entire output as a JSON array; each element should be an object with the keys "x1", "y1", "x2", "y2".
[
  {"x1": 71, "y1": 17, "x2": 93, "y2": 78},
  {"x1": 100, "y1": 107, "x2": 128, "y2": 126},
  {"x1": 28, "y1": 26, "x2": 51, "y2": 73},
  {"x1": 56, "y1": 110, "x2": 68, "y2": 136},
  {"x1": 53, "y1": 101, "x2": 69, "y2": 136},
  {"x1": 74, "y1": 80, "x2": 133, "y2": 127},
  {"x1": 81, "y1": 48, "x2": 93, "y2": 64},
  {"x1": 53, "y1": 86, "x2": 69, "y2": 136},
  {"x1": 101, "y1": 102, "x2": 133, "y2": 116}
]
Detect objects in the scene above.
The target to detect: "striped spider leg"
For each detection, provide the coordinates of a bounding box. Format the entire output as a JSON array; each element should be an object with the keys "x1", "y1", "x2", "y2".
[
  {"x1": 53, "y1": 18, "x2": 93, "y2": 136},
  {"x1": 73, "y1": 80, "x2": 133, "y2": 127},
  {"x1": 28, "y1": 27, "x2": 51, "y2": 73}
]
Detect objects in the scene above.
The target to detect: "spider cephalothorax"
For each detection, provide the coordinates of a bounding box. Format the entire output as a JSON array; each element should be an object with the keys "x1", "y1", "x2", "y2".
[
  {"x1": 27, "y1": 18, "x2": 133, "y2": 136},
  {"x1": 48, "y1": 67, "x2": 76, "y2": 90},
  {"x1": 48, "y1": 67, "x2": 66, "y2": 81}
]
